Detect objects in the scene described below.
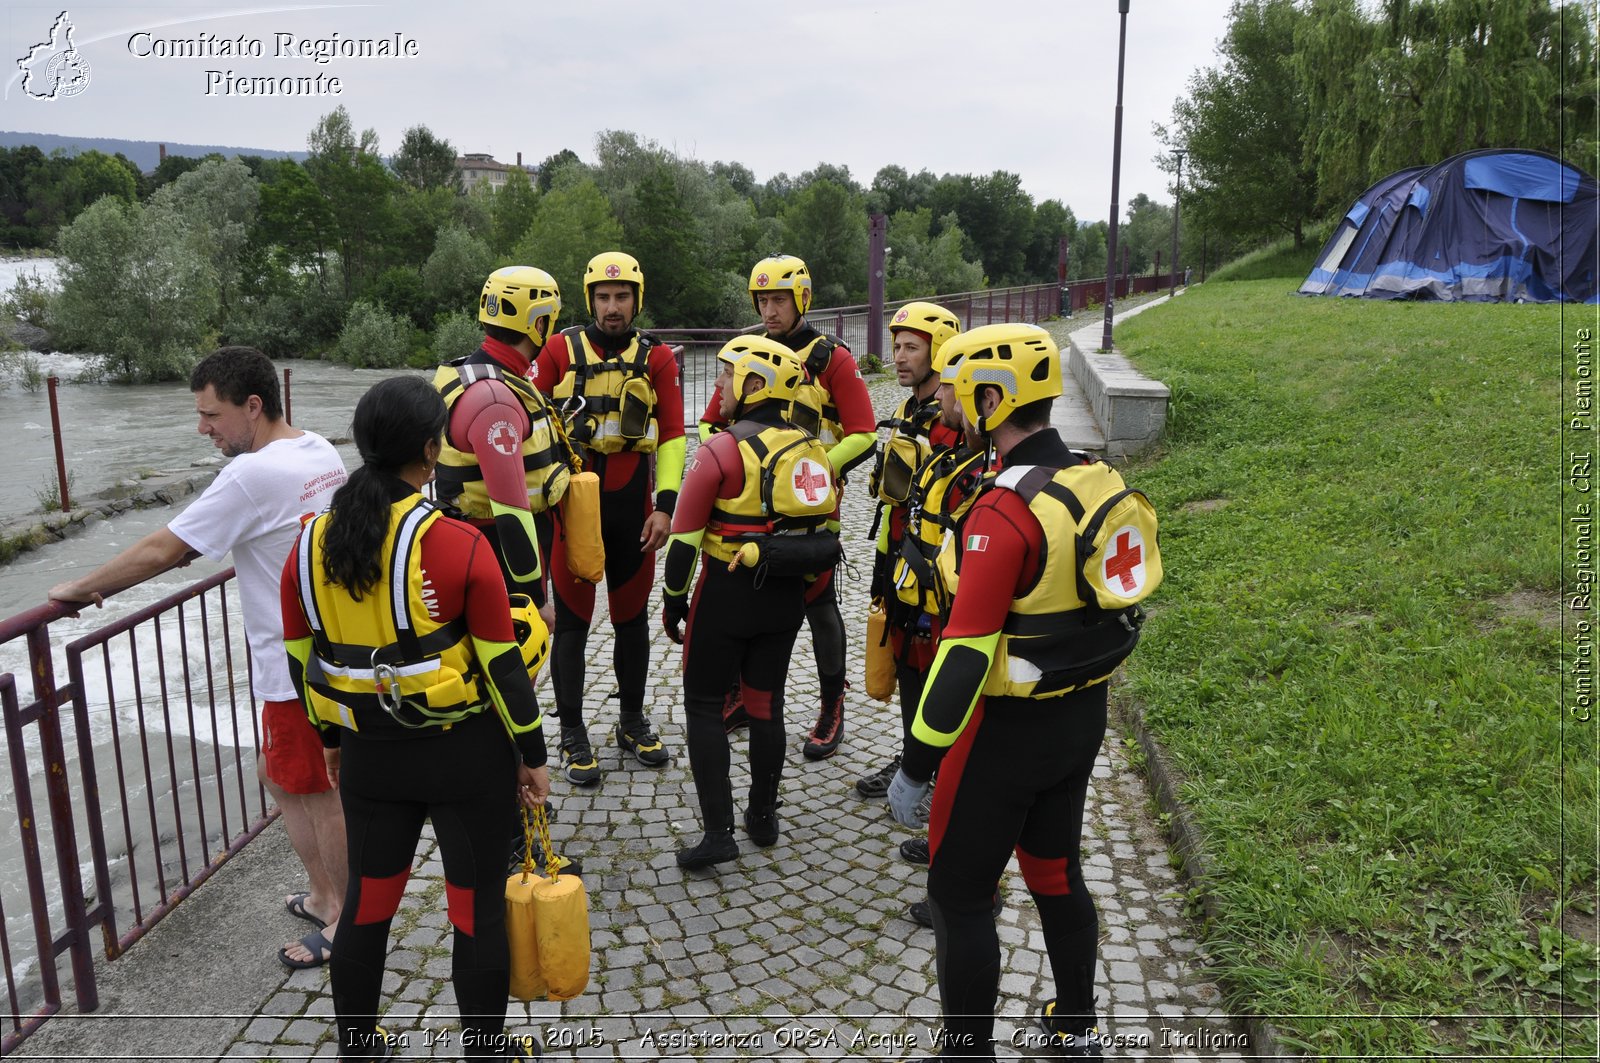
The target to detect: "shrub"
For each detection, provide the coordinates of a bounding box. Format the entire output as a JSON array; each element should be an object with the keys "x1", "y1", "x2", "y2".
[
  {"x1": 335, "y1": 301, "x2": 411, "y2": 368},
  {"x1": 430, "y1": 311, "x2": 482, "y2": 366}
]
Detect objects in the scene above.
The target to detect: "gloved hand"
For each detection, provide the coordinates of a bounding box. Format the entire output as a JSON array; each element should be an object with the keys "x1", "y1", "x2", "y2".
[
  {"x1": 886, "y1": 767, "x2": 931, "y2": 829},
  {"x1": 662, "y1": 592, "x2": 688, "y2": 645}
]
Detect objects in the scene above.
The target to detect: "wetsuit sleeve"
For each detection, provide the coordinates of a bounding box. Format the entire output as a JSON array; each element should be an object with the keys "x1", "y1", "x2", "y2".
[
  {"x1": 648, "y1": 343, "x2": 687, "y2": 512},
  {"x1": 529, "y1": 333, "x2": 568, "y2": 396},
  {"x1": 461, "y1": 533, "x2": 548, "y2": 768},
  {"x1": 902, "y1": 493, "x2": 1035, "y2": 781},
  {"x1": 664, "y1": 434, "x2": 736, "y2": 597},
  {"x1": 447, "y1": 377, "x2": 544, "y2": 593},
  {"x1": 822, "y1": 346, "x2": 877, "y2": 476}
]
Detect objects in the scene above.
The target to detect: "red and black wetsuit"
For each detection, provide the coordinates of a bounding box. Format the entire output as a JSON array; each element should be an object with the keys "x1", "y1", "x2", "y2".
[
  {"x1": 532, "y1": 325, "x2": 685, "y2": 729},
  {"x1": 665, "y1": 403, "x2": 811, "y2": 835},
  {"x1": 903, "y1": 428, "x2": 1107, "y2": 1060},
  {"x1": 702, "y1": 324, "x2": 875, "y2": 716},
  {"x1": 282, "y1": 482, "x2": 548, "y2": 1062}
]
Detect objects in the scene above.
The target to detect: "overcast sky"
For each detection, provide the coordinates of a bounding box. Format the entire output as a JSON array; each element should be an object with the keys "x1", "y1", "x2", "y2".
[{"x1": 2, "y1": 1, "x2": 1235, "y2": 223}]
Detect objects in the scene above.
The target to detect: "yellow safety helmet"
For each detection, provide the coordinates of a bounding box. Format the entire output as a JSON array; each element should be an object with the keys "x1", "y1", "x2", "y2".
[
  {"x1": 748, "y1": 254, "x2": 813, "y2": 318},
  {"x1": 582, "y1": 250, "x2": 644, "y2": 317},
  {"x1": 890, "y1": 300, "x2": 962, "y2": 375},
  {"x1": 717, "y1": 336, "x2": 805, "y2": 407},
  {"x1": 945, "y1": 323, "x2": 1062, "y2": 433},
  {"x1": 479, "y1": 266, "x2": 562, "y2": 346}
]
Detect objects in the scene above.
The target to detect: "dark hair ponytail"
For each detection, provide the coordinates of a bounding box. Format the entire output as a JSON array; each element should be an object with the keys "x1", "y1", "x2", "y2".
[{"x1": 321, "y1": 376, "x2": 448, "y2": 598}]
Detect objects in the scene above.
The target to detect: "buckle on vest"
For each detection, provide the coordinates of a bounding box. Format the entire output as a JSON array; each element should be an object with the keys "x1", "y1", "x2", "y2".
[{"x1": 372, "y1": 648, "x2": 404, "y2": 714}]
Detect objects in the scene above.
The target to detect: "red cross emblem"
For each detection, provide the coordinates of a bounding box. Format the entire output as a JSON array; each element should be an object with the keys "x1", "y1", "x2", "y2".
[
  {"x1": 894, "y1": 309, "x2": 908, "y2": 323},
  {"x1": 488, "y1": 421, "x2": 520, "y2": 456},
  {"x1": 1103, "y1": 528, "x2": 1144, "y2": 592},
  {"x1": 792, "y1": 459, "x2": 829, "y2": 504},
  {"x1": 605, "y1": 263, "x2": 621, "y2": 278},
  {"x1": 755, "y1": 272, "x2": 770, "y2": 287}
]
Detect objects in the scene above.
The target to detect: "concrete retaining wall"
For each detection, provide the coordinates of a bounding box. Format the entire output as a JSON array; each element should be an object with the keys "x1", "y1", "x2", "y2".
[{"x1": 1067, "y1": 335, "x2": 1171, "y2": 459}]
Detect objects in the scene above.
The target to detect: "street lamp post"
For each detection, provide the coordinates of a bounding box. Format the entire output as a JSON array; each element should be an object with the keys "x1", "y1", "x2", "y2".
[
  {"x1": 1169, "y1": 149, "x2": 1185, "y2": 297},
  {"x1": 1101, "y1": 0, "x2": 1131, "y2": 352}
]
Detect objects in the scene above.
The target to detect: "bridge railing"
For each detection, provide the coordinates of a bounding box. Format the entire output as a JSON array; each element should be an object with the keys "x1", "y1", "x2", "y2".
[{"x1": 0, "y1": 571, "x2": 268, "y2": 1056}]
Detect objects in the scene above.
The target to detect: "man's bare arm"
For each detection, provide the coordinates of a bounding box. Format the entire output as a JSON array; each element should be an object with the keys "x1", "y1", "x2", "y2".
[{"x1": 48, "y1": 527, "x2": 198, "y2": 608}]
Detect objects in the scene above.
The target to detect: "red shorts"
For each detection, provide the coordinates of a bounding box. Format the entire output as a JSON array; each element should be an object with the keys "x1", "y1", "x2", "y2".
[{"x1": 262, "y1": 699, "x2": 332, "y2": 795}]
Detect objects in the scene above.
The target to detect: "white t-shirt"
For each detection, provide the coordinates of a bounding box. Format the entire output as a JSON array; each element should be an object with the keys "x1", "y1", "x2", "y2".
[{"x1": 168, "y1": 432, "x2": 347, "y2": 701}]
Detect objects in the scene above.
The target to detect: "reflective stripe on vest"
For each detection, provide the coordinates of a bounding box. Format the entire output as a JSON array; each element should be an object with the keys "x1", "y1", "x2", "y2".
[
  {"x1": 704, "y1": 420, "x2": 836, "y2": 564},
  {"x1": 980, "y1": 462, "x2": 1123, "y2": 700},
  {"x1": 551, "y1": 326, "x2": 659, "y2": 455},
  {"x1": 297, "y1": 496, "x2": 484, "y2": 732}
]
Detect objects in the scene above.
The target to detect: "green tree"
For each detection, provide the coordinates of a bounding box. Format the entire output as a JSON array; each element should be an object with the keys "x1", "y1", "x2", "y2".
[
  {"x1": 147, "y1": 157, "x2": 259, "y2": 320},
  {"x1": 391, "y1": 124, "x2": 459, "y2": 192},
  {"x1": 625, "y1": 165, "x2": 718, "y2": 325},
  {"x1": 512, "y1": 177, "x2": 625, "y2": 320},
  {"x1": 1025, "y1": 199, "x2": 1077, "y2": 280},
  {"x1": 303, "y1": 106, "x2": 397, "y2": 298},
  {"x1": 335, "y1": 300, "x2": 412, "y2": 368},
  {"x1": 492, "y1": 166, "x2": 540, "y2": 254},
  {"x1": 423, "y1": 226, "x2": 496, "y2": 320},
  {"x1": 1160, "y1": 0, "x2": 1319, "y2": 247},
  {"x1": 256, "y1": 160, "x2": 334, "y2": 282},
  {"x1": 535, "y1": 148, "x2": 583, "y2": 193},
  {"x1": 929, "y1": 171, "x2": 1036, "y2": 284},
  {"x1": 869, "y1": 164, "x2": 937, "y2": 218},
  {"x1": 779, "y1": 179, "x2": 868, "y2": 306},
  {"x1": 51, "y1": 197, "x2": 218, "y2": 381},
  {"x1": 885, "y1": 208, "x2": 985, "y2": 300},
  {"x1": 1119, "y1": 193, "x2": 1175, "y2": 275}
]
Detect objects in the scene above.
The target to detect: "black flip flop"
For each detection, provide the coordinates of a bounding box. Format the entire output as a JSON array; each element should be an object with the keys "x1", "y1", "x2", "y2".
[
  {"x1": 284, "y1": 892, "x2": 326, "y2": 929},
  {"x1": 278, "y1": 927, "x2": 332, "y2": 970}
]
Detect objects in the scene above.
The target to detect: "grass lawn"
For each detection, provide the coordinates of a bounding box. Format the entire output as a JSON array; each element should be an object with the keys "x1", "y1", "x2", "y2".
[{"x1": 1112, "y1": 277, "x2": 1597, "y2": 1058}]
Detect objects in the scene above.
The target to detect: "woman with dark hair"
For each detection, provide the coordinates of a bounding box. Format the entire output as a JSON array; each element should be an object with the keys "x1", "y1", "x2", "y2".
[{"x1": 281, "y1": 375, "x2": 550, "y2": 1061}]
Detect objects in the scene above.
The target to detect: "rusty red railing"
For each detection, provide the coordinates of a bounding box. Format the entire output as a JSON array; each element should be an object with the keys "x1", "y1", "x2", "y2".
[{"x1": 0, "y1": 570, "x2": 272, "y2": 1055}]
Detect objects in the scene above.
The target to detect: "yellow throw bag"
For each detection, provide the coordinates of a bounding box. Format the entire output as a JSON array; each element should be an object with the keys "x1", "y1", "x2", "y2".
[
  {"x1": 531, "y1": 872, "x2": 590, "y2": 1000},
  {"x1": 505, "y1": 807, "x2": 591, "y2": 1002},
  {"x1": 865, "y1": 600, "x2": 896, "y2": 703},
  {"x1": 504, "y1": 866, "x2": 548, "y2": 1002},
  {"x1": 561, "y1": 469, "x2": 605, "y2": 584}
]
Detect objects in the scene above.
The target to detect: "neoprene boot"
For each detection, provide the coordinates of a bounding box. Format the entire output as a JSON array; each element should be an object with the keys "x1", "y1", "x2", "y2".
[
  {"x1": 678, "y1": 778, "x2": 738, "y2": 870},
  {"x1": 744, "y1": 768, "x2": 782, "y2": 847}
]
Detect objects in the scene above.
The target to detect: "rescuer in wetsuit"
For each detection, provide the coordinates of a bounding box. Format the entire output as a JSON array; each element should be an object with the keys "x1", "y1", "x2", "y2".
[
  {"x1": 698, "y1": 254, "x2": 875, "y2": 762},
  {"x1": 531, "y1": 251, "x2": 685, "y2": 785},
  {"x1": 282, "y1": 375, "x2": 548, "y2": 1062},
  {"x1": 887, "y1": 325, "x2": 1113, "y2": 1061},
  {"x1": 664, "y1": 337, "x2": 839, "y2": 871},
  {"x1": 434, "y1": 265, "x2": 581, "y2": 877}
]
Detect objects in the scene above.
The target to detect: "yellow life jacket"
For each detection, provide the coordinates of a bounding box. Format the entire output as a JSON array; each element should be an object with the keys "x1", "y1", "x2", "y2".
[
  {"x1": 784, "y1": 334, "x2": 844, "y2": 446},
  {"x1": 704, "y1": 420, "x2": 838, "y2": 566},
  {"x1": 892, "y1": 447, "x2": 989, "y2": 621},
  {"x1": 870, "y1": 394, "x2": 940, "y2": 506},
  {"x1": 550, "y1": 326, "x2": 659, "y2": 455},
  {"x1": 433, "y1": 355, "x2": 573, "y2": 517},
  {"x1": 979, "y1": 460, "x2": 1162, "y2": 700},
  {"x1": 296, "y1": 497, "x2": 487, "y2": 732}
]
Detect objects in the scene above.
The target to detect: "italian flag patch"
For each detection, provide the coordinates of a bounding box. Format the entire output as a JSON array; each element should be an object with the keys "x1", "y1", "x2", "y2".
[{"x1": 965, "y1": 534, "x2": 990, "y2": 552}]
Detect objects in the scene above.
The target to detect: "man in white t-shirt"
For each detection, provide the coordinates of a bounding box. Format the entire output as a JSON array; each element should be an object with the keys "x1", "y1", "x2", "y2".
[{"x1": 50, "y1": 347, "x2": 350, "y2": 969}]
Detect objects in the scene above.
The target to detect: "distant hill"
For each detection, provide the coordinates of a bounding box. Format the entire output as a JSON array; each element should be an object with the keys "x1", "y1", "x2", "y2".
[{"x1": 0, "y1": 131, "x2": 306, "y2": 170}]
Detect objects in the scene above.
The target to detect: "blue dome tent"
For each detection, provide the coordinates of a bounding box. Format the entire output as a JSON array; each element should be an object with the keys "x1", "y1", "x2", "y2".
[{"x1": 1300, "y1": 149, "x2": 1598, "y2": 303}]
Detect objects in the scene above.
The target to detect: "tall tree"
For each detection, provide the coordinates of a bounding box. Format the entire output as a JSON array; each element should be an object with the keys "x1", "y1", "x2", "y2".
[
  {"x1": 512, "y1": 177, "x2": 624, "y2": 320},
  {"x1": 779, "y1": 179, "x2": 869, "y2": 306},
  {"x1": 303, "y1": 106, "x2": 396, "y2": 298},
  {"x1": 1159, "y1": 0, "x2": 1318, "y2": 247},
  {"x1": 492, "y1": 166, "x2": 540, "y2": 254},
  {"x1": 391, "y1": 125, "x2": 459, "y2": 192},
  {"x1": 147, "y1": 156, "x2": 260, "y2": 319}
]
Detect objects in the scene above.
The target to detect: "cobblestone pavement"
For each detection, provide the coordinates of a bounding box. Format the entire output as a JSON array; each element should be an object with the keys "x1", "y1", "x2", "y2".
[{"x1": 227, "y1": 363, "x2": 1253, "y2": 1062}]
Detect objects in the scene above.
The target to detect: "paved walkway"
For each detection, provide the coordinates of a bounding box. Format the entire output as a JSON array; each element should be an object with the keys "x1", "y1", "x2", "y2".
[{"x1": 17, "y1": 299, "x2": 1254, "y2": 1061}]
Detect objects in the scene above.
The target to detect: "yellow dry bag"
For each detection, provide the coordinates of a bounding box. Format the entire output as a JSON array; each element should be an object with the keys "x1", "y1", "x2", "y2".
[
  {"x1": 560, "y1": 468, "x2": 605, "y2": 584},
  {"x1": 505, "y1": 806, "x2": 591, "y2": 1002},
  {"x1": 864, "y1": 600, "x2": 896, "y2": 703}
]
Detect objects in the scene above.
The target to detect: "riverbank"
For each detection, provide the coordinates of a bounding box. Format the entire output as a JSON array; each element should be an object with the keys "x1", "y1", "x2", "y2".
[{"x1": 0, "y1": 464, "x2": 219, "y2": 564}]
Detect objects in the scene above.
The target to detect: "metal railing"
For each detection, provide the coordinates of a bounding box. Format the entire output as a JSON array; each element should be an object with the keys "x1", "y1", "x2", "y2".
[{"x1": 0, "y1": 571, "x2": 269, "y2": 1055}]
